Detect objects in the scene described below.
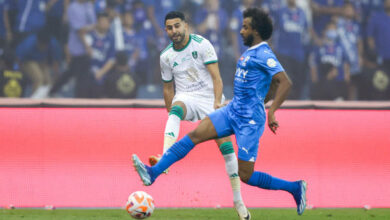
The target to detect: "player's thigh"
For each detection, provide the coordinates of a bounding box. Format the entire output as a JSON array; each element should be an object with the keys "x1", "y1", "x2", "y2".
[
  {"x1": 235, "y1": 125, "x2": 264, "y2": 162},
  {"x1": 171, "y1": 100, "x2": 187, "y2": 119},
  {"x1": 172, "y1": 94, "x2": 198, "y2": 121},
  {"x1": 208, "y1": 106, "x2": 234, "y2": 138},
  {"x1": 188, "y1": 116, "x2": 219, "y2": 144}
]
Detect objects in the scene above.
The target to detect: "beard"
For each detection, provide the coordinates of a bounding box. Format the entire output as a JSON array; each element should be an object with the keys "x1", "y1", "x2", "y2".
[
  {"x1": 242, "y1": 34, "x2": 254, "y2": 46},
  {"x1": 171, "y1": 32, "x2": 186, "y2": 45}
]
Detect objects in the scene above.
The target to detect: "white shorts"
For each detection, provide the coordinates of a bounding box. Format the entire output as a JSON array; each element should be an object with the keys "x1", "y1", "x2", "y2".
[{"x1": 172, "y1": 93, "x2": 225, "y2": 122}]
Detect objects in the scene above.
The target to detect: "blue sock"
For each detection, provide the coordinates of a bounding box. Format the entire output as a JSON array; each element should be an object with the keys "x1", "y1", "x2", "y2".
[
  {"x1": 150, "y1": 135, "x2": 195, "y2": 179},
  {"x1": 247, "y1": 171, "x2": 299, "y2": 194}
]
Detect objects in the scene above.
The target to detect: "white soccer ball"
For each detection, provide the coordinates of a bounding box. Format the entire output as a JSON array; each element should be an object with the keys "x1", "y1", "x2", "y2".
[{"x1": 126, "y1": 191, "x2": 155, "y2": 219}]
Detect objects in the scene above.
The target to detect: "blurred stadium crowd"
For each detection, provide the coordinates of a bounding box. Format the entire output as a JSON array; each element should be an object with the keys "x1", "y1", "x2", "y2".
[{"x1": 0, "y1": 0, "x2": 389, "y2": 100}]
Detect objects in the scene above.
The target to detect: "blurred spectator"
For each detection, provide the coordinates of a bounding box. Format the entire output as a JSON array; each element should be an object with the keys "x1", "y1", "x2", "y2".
[
  {"x1": 230, "y1": 0, "x2": 257, "y2": 60},
  {"x1": 49, "y1": 0, "x2": 96, "y2": 97},
  {"x1": 0, "y1": 0, "x2": 12, "y2": 50},
  {"x1": 46, "y1": 0, "x2": 70, "y2": 45},
  {"x1": 194, "y1": 0, "x2": 228, "y2": 57},
  {"x1": 0, "y1": 0, "x2": 386, "y2": 101},
  {"x1": 131, "y1": 0, "x2": 156, "y2": 86},
  {"x1": 273, "y1": 0, "x2": 309, "y2": 99},
  {"x1": 13, "y1": 0, "x2": 48, "y2": 46},
  {"x1": 261, "y1": 0, "x2": 286, "y2": 50},
  {"x1": 0, "y1": 50, "x2": 27, "y2": 97},
  {"x1": 105, "y1": 51, "x2": 138, "y2": 98},
  {"x1": 95, "y1": 0, "x2": 106, "y2": 14},
  {"x1": 262, "y1": 0, "x2": 286, "y2": 17},
  {"x1": 311, "y1": 0, "x2": 344, "y2": 44},
  {"x1": 366, "y1": 0, "x2": 390, "y2": 99},
  {"x1": 336, "y1": 2, "x2": 363, "y2": 100},
  {"x1": 145, "y1": 0, "x2": 180, "y2": 47},
  {"x1": 84, "y1": 12, "x2": 116, "y2": 98},
  {"x1": 15, "y1": 29, "x2": 61, "y2": 98},
  {"x1": 122, "y1": 11, "x2": 146, "y2": 73},
  {"x1": 310, "y1": 21, "x2": 350, "y2": 100},
  {"x1": 105, "y1": 0, "x2": 125, "y2": 51}
]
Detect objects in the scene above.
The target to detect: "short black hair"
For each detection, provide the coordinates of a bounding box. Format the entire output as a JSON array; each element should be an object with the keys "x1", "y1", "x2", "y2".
[
  {"x1": 165, "y1": 11, "x2": 186, "y2": 24},
  {"x1": 243, "y1": 7, "x2": 273, "y2": 41}
]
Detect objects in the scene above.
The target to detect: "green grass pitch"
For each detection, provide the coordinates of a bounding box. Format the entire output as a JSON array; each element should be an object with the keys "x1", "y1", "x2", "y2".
[{"x1": 1, "y1": 208, "x2": 390, "y2": 220}]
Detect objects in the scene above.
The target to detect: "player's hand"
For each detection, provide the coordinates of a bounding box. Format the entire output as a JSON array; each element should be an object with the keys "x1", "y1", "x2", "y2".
[
  {"x1": 267, "y1": 111, "x2": 279, "y2": 134},
  {"x1": 214, "y1": 102, "x2": 225, "y2": 109}
]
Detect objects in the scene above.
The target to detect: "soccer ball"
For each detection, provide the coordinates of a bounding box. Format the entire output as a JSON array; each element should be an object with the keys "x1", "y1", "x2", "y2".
[{"x1": 126, "y1": 191, "x2": 155, "y2": 219}]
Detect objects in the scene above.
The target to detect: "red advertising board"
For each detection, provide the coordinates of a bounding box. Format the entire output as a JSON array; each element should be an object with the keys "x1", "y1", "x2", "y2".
[{"x1": 0, "y1": 108, "x2": 389, "y2": 208}]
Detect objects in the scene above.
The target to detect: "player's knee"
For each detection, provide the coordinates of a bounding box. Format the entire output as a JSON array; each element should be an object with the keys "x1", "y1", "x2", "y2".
[
  {"x1": 169, "y1": 105, "x2": 184, "y2": 120},
  {"x1": 238, "y1": 168, "x2": 253, "y2": 183},
  {"x1": 188, "y1": 129, "x2": 202, "y2": 144}
]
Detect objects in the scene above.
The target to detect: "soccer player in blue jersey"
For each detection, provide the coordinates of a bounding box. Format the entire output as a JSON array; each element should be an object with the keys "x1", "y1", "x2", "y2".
[{"x1": 132, "y1": 7, "x2": 307, "y2": 216}]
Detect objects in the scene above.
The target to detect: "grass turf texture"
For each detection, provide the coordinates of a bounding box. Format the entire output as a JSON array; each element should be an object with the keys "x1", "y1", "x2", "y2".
[{"x1": 1, "y1": 208, "x2": 390, "y2": 220}]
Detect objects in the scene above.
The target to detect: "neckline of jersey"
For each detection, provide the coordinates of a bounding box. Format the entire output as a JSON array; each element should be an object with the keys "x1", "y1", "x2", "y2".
[
  {"x1": 173, "y1": 34, "x2": 192, "y2": 52},
  {"x1": 248, "y1": 41, "x2": 268, "y2": 51}
]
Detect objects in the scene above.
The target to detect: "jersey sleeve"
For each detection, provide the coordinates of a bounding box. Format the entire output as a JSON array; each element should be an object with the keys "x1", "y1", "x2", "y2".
[
  {"x1": 199, "y1": 38, "x2": 218, "y2": 65},
  {"x1": 256, "y1": 50, "x2": 285, "y2": 76},
  {"x1": 160, "y1": 56, "x2": 173, "y2": 83}
]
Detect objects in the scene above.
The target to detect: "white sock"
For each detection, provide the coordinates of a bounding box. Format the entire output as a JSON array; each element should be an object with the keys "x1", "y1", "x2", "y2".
[
  {"x1": 163, "y1": 114, "x2": 181, "y2": 153},
  {"x1": 223, "y1": 153, "x2": 243, "y2": 202}
]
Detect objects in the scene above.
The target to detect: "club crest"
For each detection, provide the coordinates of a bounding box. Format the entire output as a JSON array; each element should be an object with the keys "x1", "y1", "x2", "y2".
[{"x1": 192, "y1": 51, "x2": 198, "y2": 59}]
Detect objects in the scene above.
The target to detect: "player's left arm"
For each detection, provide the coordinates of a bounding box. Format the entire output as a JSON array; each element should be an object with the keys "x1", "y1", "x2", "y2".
[
  {"x1": 268, "y1": 71, "x2": 292, "y2": 134},
  {"x1": 206, "y1": 62, "x2": 224, "y2": 109}
]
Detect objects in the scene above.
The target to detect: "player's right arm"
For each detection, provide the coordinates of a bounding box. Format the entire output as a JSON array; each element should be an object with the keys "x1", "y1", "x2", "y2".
[
  {"x1": 163, "y1": 81, "x2": 174, "y2": 112},
  {"x1": 160, "y1": 55, "x2": 174, "y2": 112},
  {"x1": 268, "y1": 71, "x2": 292, "y2": 134}
]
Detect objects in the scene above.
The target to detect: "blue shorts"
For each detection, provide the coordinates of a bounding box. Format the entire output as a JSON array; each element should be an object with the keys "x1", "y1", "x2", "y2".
[{"x1": 209, "y1": 105, "x2": 265, "y2": 162}]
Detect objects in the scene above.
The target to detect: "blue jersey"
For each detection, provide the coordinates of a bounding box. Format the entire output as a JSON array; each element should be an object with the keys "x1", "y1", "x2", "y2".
[
  {"x1": 209, "y1": 42, "x2": 284, "y2": 162},
  {"x1": 313, "y1": 41, "x2": 346, "y2": 81},
  {"x1": 15, "y1": 0, "x2": 47, "y2": 33},
  {"x1": 274, "y1": 6, "x2": 308, "y2": 61},
  {"x1": 123, "y1": 29, "x2": 147, "y2": 67},
  {"x1": 87, "y1": 31, "x2": 115, "y2": 81},
  {"x1": 230, "y1": 42, "x2": 284, "y2": 122},
  {"x1": 337, "y1": 18, "x2": 361, "y2": 74}
]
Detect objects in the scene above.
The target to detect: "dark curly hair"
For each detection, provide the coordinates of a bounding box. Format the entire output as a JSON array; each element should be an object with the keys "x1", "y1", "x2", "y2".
[{"x1": 243, "y1": 7, "x2": 273, "y2": 41}]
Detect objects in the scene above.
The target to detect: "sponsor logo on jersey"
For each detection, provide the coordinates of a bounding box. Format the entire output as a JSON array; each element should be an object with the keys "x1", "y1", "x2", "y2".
[
  {"x1": 235, "y1": 68, "x2": 248, "y2": 78},
  {"x1": 173, "y1": 62, "x2": 178, "y2": 68}
]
